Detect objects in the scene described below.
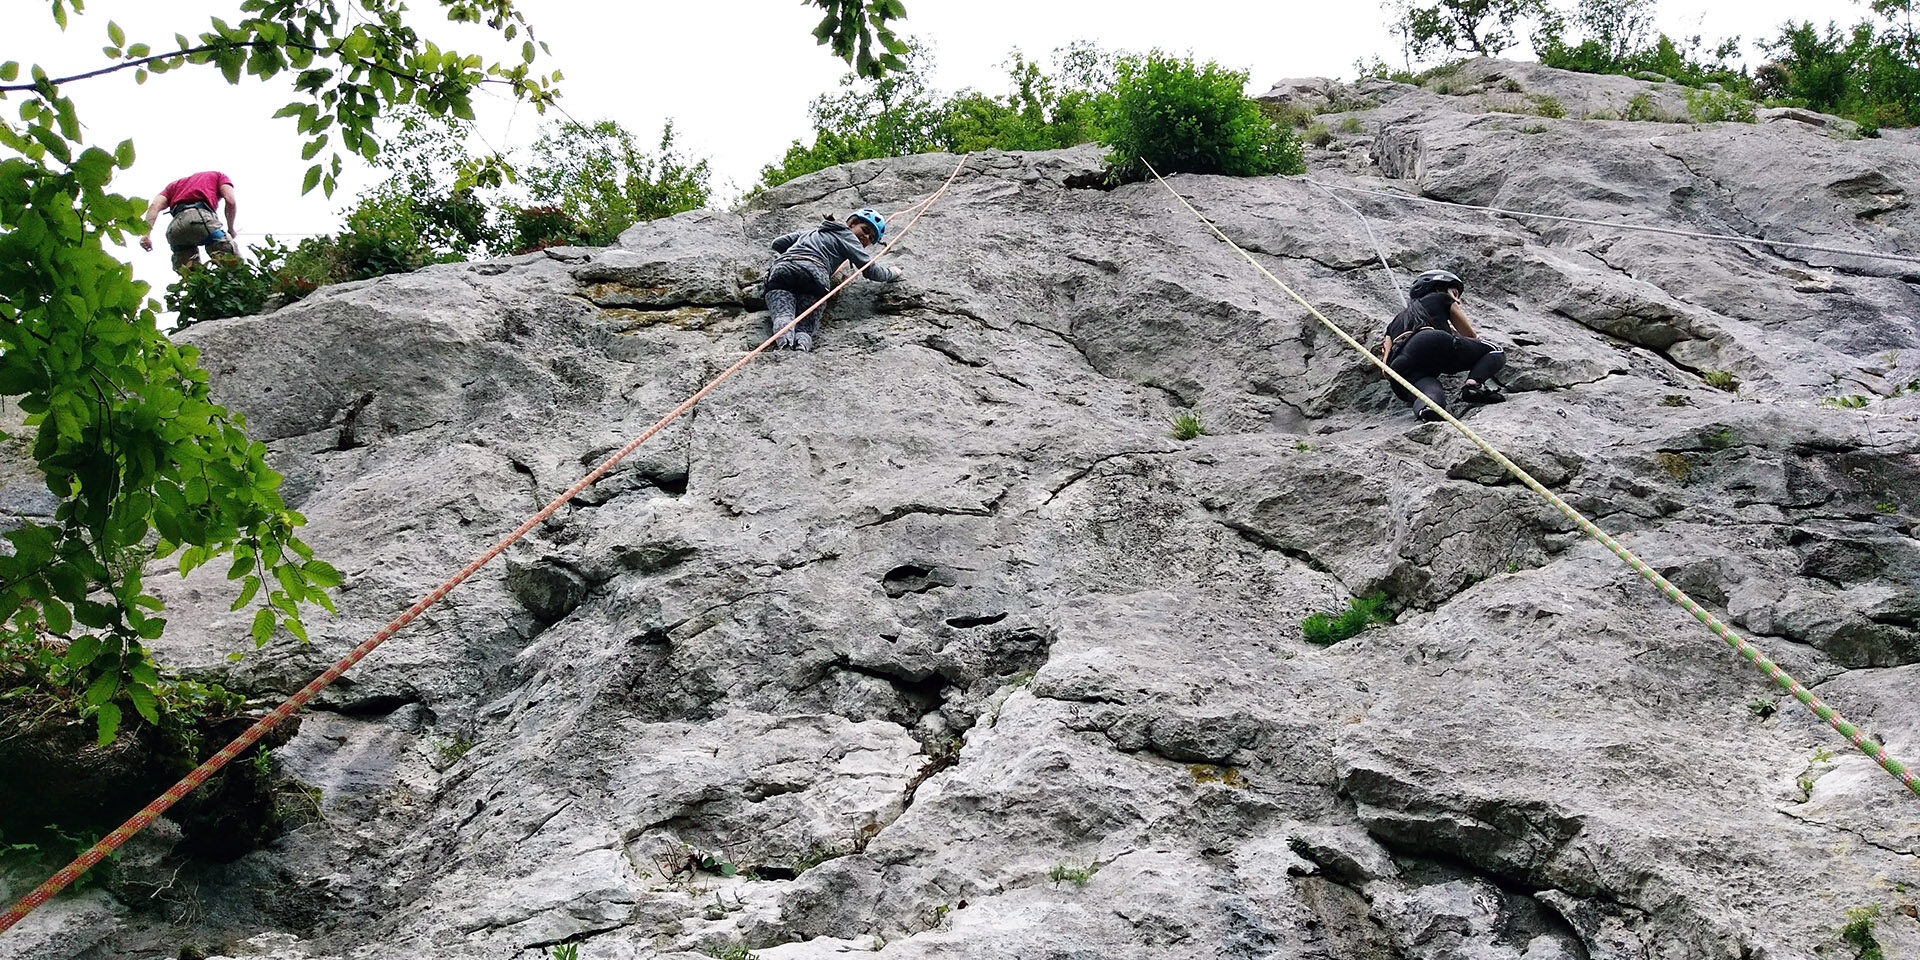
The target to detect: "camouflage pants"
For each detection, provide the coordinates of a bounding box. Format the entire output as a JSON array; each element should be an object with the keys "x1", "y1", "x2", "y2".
[{"x1": 166, "y1": 205, "x2": 237, "y2": 271}]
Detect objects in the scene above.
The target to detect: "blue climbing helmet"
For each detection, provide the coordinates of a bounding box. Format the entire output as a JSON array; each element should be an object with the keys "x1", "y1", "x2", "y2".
[
  {"x1": 848, "y1": 207, "x2": 886, "y2": 243},
  {"x1": 1408, "y1": 269, "x2": 1463, "y2": 301}
]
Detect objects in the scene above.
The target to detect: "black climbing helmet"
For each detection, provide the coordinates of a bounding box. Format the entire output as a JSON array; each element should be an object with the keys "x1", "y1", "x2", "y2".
[{"x1": 1408, "y1": 269, "x2": 1464, "y2": 301}]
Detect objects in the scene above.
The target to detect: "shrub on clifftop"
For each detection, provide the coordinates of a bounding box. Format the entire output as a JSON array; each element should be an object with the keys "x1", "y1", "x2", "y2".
[{"x1": 1102, "y1": 51, "x2": 1305, "y2": 183}]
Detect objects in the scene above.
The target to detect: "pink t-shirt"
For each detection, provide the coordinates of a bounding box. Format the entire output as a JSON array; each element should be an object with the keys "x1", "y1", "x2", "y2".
[{"x1": 161, "y1": 171, "x2": 232, "y2": 210}]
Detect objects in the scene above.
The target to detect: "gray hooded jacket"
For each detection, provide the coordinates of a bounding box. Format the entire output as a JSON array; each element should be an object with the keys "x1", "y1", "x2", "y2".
[{"x1": 770, "y1": 219, "x2": 900, "y2": 283}]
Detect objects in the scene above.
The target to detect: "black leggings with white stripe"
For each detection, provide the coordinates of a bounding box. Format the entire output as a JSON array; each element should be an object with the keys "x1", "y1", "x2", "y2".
[{"x1": 1389, "y1": 329, "x2": 1505, "y2": 412}]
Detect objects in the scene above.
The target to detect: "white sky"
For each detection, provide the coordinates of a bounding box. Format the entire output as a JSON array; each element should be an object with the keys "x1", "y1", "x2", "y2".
[{"x1": 7, "y1": 0, "x2": 1871, "y2": 308}]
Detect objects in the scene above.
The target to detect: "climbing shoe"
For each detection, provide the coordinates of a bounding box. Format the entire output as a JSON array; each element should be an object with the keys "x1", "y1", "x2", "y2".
[
  {"x1": 793, "y1": 332, "x2": 814, "y2": 353},
  {"x1": 1460, "y1": 381, "x2": 1506, "y2": 404},
  {"x1": 772, "y1": 331, "x2": 796, "y2": 351},
  {"x1": 1416, "y1": 404, "x2": 1446, "y2": 423}
]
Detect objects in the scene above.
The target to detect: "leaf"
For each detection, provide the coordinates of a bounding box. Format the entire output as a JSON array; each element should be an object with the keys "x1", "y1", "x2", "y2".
[
  {"x1": 230, "y1": 574, "x2": 260, "y2": 611},
  {"x1": 0, "y1": 63, "x2": 18, "y2": 82},
  {"x1": 113, "y1": 138, "x2": 134, "y2": 167},
  {"x1": 108, "y1": 21, "x2": 125, "y2": 47},
  {"x1": 302, "y1": 559, "x2": 343, "y2": 588},
  {"x1": 282, "y1": 616, "x2": 307, "y2": 642},
  {"x1": 46, "y1": 563, "x2": 88, "y2": 603},
  {"x1": 250, "y1": 606, "x2": 275, "y2": 645},
  {"x1": 41, "y1": 598, "x2": 72, "y2": 635},
  {"x1": 73, "y1": 600, "x2": 115, "y2": 629},
  {"x1": 64, "y1": 632, "x2": 102, "y2": 668},
  {"x1": 274, "y1": 563, "x2": 305, "y2": 602},
  {"x1": 128, "y1": 682, "x2": 159, "y2": 724},
  {"x1": 127, "y1": 655, "x2": 160, "y2": 687},
  {"x1": 84, "y1": 664, "x2": 121, "y2": 705},
  {"x1": 93, "y1": 703, "x2": 122, "y2": 747},
  {"x1": 302, "y1": 164, "x2": 321, "y2": 194}
]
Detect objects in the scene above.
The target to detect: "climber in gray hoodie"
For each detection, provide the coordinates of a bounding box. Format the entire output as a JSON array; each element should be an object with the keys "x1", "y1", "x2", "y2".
[{"x1": 763, "y1": 208, "x2": 902, "y2": 352}]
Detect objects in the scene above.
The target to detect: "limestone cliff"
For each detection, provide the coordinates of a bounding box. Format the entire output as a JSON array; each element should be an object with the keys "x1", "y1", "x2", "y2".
[{"x1": 5, "y1": 59, "x2": 1919, "y2": 960}]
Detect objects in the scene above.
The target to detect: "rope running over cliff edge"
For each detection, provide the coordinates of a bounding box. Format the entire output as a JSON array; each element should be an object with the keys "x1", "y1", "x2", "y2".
[{"x1": 0, "y1": 155, "x2": 975, "y2": 937}]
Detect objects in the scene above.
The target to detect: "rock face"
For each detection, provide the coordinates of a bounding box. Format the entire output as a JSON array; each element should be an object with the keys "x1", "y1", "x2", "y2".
[{"x1": 5, "y1": 59, "x2": 1920, "y2": 960}]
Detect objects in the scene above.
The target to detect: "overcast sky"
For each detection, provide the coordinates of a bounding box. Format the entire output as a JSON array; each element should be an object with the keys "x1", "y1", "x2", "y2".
[{"x1": 10, "y1": 0, "x2": 1871, "y2": 308}]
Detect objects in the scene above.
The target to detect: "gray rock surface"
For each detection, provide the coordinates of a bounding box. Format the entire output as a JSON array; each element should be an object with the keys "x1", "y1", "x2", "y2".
[{"x1": 5, "y1": 59, "x2": 1920, "y2": 960}]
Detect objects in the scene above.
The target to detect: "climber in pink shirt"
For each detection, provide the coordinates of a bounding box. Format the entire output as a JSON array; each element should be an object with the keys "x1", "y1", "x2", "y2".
[{"x1": 139, "y1": 171, "x2": 239, "y2": 271}]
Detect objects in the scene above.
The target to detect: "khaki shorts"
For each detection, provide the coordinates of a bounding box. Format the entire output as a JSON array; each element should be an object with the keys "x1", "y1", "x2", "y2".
[{"x1": 165, "y1": 205, "x2": 237, "y2": 270}]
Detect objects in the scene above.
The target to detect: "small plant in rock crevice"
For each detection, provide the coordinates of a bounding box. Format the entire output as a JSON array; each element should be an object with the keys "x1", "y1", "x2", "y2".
[
  {"x1": 1701, "y1": 369, "x2": 1739, "y2": 392},
  {"x1": 434, "y1": 733, "x2": 475, "y2": 767},
  {"x1": 704, "y1": 945, "x2": 759, "y2": 960},
  {"x1": 1300, "y1": 593, "x2": 1392, "y2": 646},
  {"x1": 1822, "y1": 394, "x2": 1872, "y2": 409},
  {"x1": 546, "y1": 945, "x2": 580, "y2": 960},
  {"x1": 1049, "y1": 860, "x2": 1099, "y2": 887},
  {"x1": 1841, "y1": 904, "x2": 1884, "y2": 960},
  {"x1": 1624, "y1": 92, "x2": 1666, "y2": 121},
  {"x1": 1171, "y1": 412, "x2": 1205, "y2": 440},
  {"x1": 1529, "y1": 93, "x2": 1568, "y2": 118},
  {"x1": 1748, "y1": 698, "x2": 1778, "y2": 720}
]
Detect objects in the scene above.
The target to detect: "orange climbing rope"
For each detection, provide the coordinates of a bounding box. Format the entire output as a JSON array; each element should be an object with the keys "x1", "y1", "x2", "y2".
[{"x1": 0, "y1": 153, "x2": 973, "y2": 936}]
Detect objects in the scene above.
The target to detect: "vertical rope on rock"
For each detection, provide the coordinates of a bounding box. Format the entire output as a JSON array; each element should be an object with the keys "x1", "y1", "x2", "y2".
[
  {"x1": 1143, "y1": 160, "x2": 1918, "y2": 803},
  {"x1": 0, "y1": 154, "x2": 975, "y2": 937}
]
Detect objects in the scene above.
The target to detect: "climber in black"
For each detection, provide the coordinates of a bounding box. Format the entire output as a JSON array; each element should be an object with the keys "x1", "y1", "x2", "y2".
[
  {"x1": 762, "y1": 208, "x2": 901, "y2": 352},
  {"x1": 1379, "y1": 269, "x2": 1506, "y2": 422}
]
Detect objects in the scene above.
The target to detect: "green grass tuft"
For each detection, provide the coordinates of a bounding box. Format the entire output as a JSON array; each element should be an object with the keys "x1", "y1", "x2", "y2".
[{"x1": 1300, "y1": 593, "x2": 1391, "y2": 646}]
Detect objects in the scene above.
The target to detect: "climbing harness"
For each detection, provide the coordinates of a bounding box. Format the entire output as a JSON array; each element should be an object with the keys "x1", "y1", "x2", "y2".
[
  {"x1": 0, "y1": 156, "x2": 973, "y2": 936},
  {"x1": 1145, "y1": 159, "x2": 1919, "y2": 803},
  {"x1": 1310, "y1": 179, "x2": 1920, "y2": 266}
]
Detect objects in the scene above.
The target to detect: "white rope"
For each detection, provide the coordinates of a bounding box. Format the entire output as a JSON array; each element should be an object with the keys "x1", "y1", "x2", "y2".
[
  {"x1": 1309, "y1": 179, "x2": 1920, "y2": 266},
  {"x1": 1308, "y1": 180, "x2": 1402, "y2": 304}
]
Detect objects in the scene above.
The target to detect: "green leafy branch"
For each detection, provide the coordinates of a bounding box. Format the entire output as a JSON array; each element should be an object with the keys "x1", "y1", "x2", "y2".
[
  {"x1": 0, "y1": 0, "x2": 551, "y2": 747},
  {"x1": 808, "y1": 0, "x2": 911, "y2": 79}
]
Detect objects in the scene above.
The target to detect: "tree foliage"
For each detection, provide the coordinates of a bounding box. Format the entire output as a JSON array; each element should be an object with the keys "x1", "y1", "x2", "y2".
[
  {"x1": 760, "y1": 42, "x2": 1114, "y2": 189},
  {"x1": 1757, "y1": 1, "x2": 1920, "y2": 130},
  {"x1": 1392, "y1": 0, "x2": 1548, "y2": 60},
  {"x1": 523, "y1": 120, "x2": 711, "y2": 247},
  {"x1": 1102, "y1": 51, "x2": 1305, "y2": 182},
  {"x1": 806, "y1": 0, "x2": 911, "y2": 79}
]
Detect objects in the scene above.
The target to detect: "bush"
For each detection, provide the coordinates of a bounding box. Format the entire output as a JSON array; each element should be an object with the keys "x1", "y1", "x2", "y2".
[
  {"x1": 334, "y1": 191, "x2": 433, "y2": 280},
  {"x1": 1102, "y1": 50, "x2": 1305, "y2": 182},
  {"x1": 1686, "y1": 87, "x2": 1756, "y2": 123},
  {"x1": 1623, "y1": 91, "x2": 1663, "y2": 121},
  {"x1": 166, "y1": 243, "x2": 288, "y2": 327},
  {"x1": 525, "y1": 119, "x2": 711, "y2": 246},
  {"x1": 1757, "y1": 13, "x2": 1920, "y2": 131},
  {"x1": 510, "y1": 205, "x2": 583, "y2": 253},
  {"x1": 759, "y1": 42, "x2": 1113, "y2": 190},
  {"x1": 1300, "y1": 593, "x2": 1391, "y2": 646}
]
